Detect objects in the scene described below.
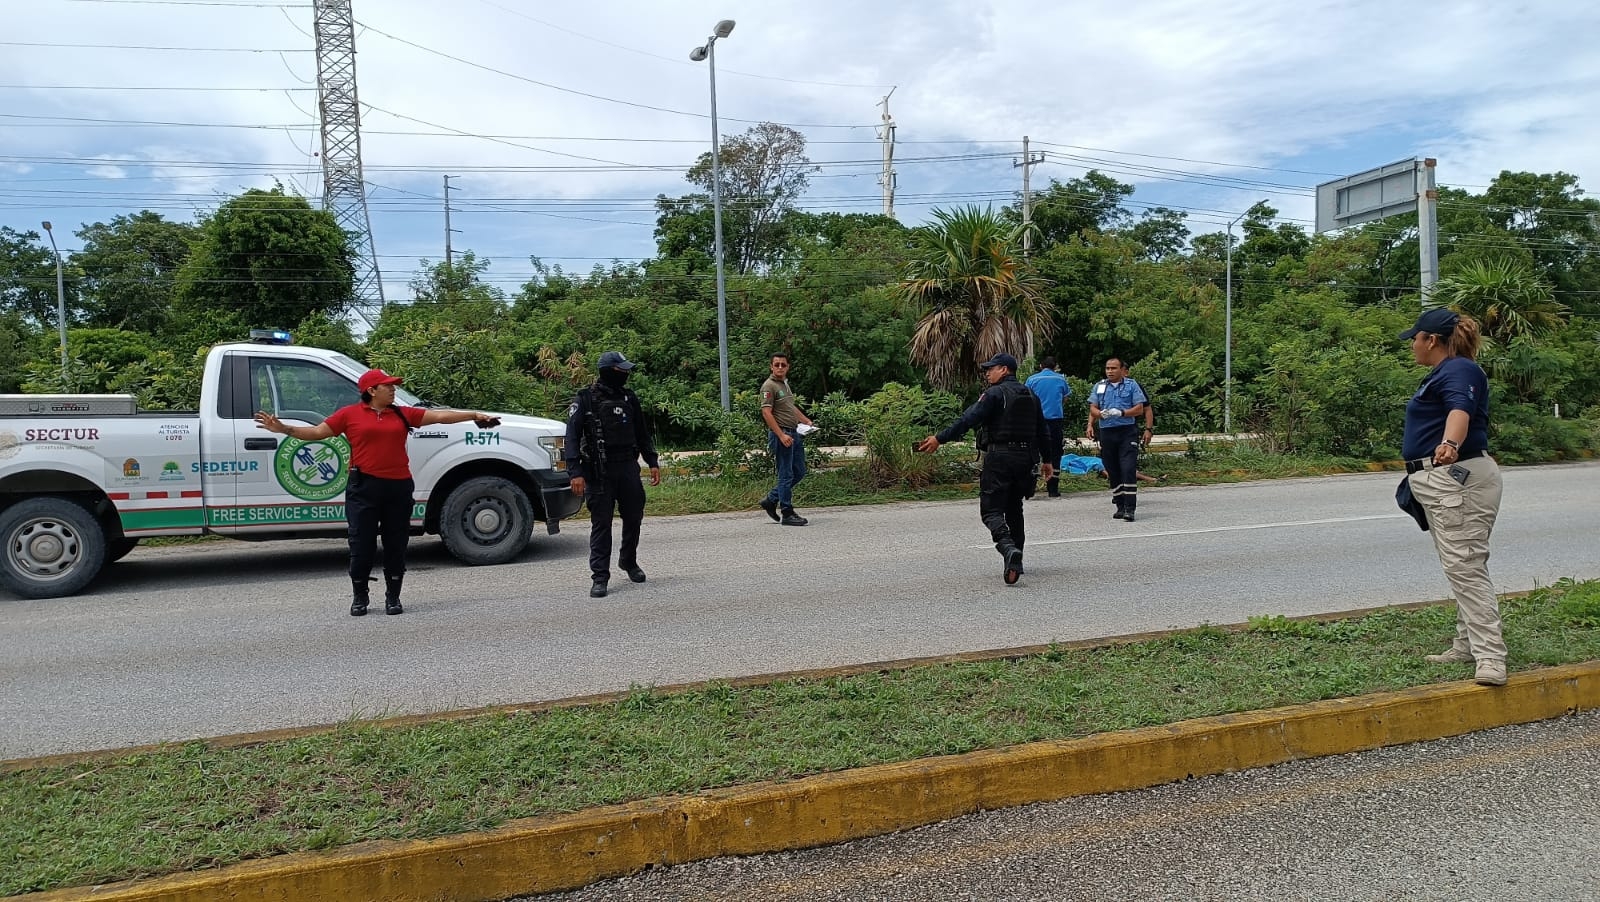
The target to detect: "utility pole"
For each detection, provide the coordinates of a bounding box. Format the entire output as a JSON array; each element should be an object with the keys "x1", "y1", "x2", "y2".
[
  {"x1": 1013, "y1": 135, "x2": 1045, "y2": 256},
  {"x1": 877, "y1": 87, "x2": 897, "y2": 219},
  {"x1": 1418, "y1": 157, "x2": 1440, "y2": 308},
  {"x1": 443, "y1": 174, "x2": 459, "y2": 269}
]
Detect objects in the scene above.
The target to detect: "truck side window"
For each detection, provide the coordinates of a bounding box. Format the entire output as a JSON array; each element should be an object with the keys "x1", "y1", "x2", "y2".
[{"x1": 249, "y1": 359, "x2": 359, "y2": 425}]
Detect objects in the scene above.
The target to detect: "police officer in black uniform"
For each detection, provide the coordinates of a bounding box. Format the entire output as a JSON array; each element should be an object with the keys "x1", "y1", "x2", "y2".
[
  {"x1": 918, "y1": 353, "x2": 1054, "y2": 585},
  {"x1": 565, "y1": 351, "x2": 662, "y2": 598}
]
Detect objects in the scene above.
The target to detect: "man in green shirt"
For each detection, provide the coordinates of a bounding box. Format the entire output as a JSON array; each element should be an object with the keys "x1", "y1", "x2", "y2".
[{"x1": 758, "y1": 352, "x2": 814, "y2": 526}]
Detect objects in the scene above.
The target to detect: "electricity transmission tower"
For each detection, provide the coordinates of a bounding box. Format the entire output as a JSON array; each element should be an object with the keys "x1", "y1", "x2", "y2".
[{"x1": 313, "y1": 0, "x2": 385, "y2": 316}]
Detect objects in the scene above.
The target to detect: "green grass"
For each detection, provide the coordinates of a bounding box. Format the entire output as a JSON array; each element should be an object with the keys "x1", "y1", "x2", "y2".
[
  {"x1": 645, "y1": 447, "x2": 1369, "y2": 516},
  {"x1": 4, "y1": 579, "x2": 1598, "y2": 895}
]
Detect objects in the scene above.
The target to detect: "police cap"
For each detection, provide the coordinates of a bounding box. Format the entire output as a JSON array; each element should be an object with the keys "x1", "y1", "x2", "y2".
[
  {"x1": 978, "y1": 352, "x2": 1018, "y2": 371},
  {"x1": 596, "y1": 350, "x2": 636, "y2": 372}
]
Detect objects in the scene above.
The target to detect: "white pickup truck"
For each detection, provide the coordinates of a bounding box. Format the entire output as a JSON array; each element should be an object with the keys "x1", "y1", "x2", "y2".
[{"x1": 0, "y1": 336, "x2": 582, "y2": 599}]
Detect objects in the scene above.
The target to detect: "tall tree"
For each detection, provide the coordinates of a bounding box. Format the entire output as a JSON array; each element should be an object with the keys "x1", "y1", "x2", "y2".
[
  {"x1": 1002, "y1": 171, "x2": 1134, "y2": 250},
  {"x1": 173, "y1": 187, "x2": 354, "y2": 329},
  {"x1": 902, "y1": 206, "x2": 1052, "y2": 390},
  {"x1": 1123, "y1": 206, "x2": 1191, "y2": 261},
  {"x1": 0, "y1": 225, "x2": 69, "y2": 327},
  {"x1": 72, "y1": 211, "x2": 198, "y2": 333},
  {"x1": 654, "y1": 122, "x2": 819, "y2": 274}
]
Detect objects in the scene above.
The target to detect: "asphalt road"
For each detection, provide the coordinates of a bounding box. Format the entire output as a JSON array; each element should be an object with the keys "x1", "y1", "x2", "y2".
[
  {"x1": 533, "y1": 710, "x2": 1600, "y2": 902},
  {"x1": 2, "y1": 462, "x2": 1597, "y2": 759}
]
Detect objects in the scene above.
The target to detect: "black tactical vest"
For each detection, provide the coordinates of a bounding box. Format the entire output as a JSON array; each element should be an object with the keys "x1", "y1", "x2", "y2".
[
  {"x1": 580, "y1": 385, "x2": 638, "y2": 459},
  {"x1": 982, "y1": 380, "x2": 1041, "y2": 447}
]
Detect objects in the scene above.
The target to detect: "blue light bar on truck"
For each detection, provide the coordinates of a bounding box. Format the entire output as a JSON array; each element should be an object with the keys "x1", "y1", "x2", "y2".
[{"x1": 249, "y1": 329, "x2": 293, "y2": 344}]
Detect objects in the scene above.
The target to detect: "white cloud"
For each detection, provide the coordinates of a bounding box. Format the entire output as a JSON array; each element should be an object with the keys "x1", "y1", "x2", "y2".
[{"x1": 1, "y1": 0, "x2": 1596, "y2": 288}]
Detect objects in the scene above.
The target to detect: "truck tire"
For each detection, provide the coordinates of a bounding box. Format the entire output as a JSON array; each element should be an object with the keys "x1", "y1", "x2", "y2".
[
  {"x1": 107, "y1": 538, "x2": 140, "y2": 563},
  {"x1": 0, "y1": 497, "x2": 109, "y2": 599},
  {"x1": 438, "y1": 476, "x2": 533, "y2": 565}
]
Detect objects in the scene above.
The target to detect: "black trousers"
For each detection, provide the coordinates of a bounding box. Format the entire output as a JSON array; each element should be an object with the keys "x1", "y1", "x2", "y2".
[
  {"x1": 979, "y1": 449, "x2": 1033, "y2": 551},
  {"x1": 346, "y1": 471, "x2": 414, "y2": 582},
  {"x1": 586, "y1": 460, "x2": 646, "y2": 582},
  {"x1": 1042, "y1": 419, "x2": 1065, "y2": 495},
  {"x1": 1100, "y1": 424, "x2": 1141, "y2": 513}
]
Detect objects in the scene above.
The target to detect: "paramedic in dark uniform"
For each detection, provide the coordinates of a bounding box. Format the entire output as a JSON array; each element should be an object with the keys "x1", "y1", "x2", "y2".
[
  {"x1": 255, "y1": 368, "x2": 499, "y2": 616},
  {"x1": 1399, "y1": 308, "x2": 1506, "y2": 686},
  {"x1": 917, "y1": 353, "x2": 1053, "y2": 586},
  {"x1": 565, "y1": 351, "x2": 662, "y2": 599},
  {"x1": 1086, "y1": 356, "x2": 1148, "y2": 521}
]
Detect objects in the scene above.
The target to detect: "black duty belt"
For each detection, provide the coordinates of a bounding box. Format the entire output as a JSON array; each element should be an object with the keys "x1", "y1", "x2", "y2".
[
  {"x1": 1406, "y1": 449, "x2": 1484, "y2": 474},
  {"x1": 992, "y1": 442, "x2": 1034, "y2": 450}
]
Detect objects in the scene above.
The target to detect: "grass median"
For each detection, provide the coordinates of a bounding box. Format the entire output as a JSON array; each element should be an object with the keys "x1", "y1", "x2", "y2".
[
  {"x1": 646, "y1": 445, "x2": 1371, "y2": 516},
  {"x1": 5, "y1": 578, "x2": 1599, "y2": 896}
]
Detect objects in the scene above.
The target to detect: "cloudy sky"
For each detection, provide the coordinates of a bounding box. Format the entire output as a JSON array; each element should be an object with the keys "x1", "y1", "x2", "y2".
[{"x1": 4, "y1": 0, "x2": 1596, "y2": 304}]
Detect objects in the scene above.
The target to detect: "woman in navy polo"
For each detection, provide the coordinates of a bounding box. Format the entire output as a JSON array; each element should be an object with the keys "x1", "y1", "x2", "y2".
[
  {"x1": 256, "y1": 369, "x2": 495, "y2": 617},
  {"x1": 1399, "y1": 308, "x2": 1505, "y2": 686}
]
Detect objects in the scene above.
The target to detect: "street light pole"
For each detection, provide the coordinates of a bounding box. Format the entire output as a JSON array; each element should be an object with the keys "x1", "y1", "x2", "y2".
[
  {"x1": 1223, "y1": 208, "x2": 1250, "y2": 435},
  {"x1": 40, "y1": 221, "x2": 67, "y2": 383},
  {"x1": 691, "y1": 19, "x2": 736, "y2": 412}
]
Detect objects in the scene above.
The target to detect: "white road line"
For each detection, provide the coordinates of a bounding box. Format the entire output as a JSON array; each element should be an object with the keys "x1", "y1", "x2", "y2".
[{"x1": 971, "y1": 514, "x2": 1410, "y2": 548}]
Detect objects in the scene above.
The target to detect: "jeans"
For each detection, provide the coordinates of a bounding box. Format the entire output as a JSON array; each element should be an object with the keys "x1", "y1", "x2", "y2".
[{"x1": 764, "y1": 429, "x2": 807, "y2": 509}]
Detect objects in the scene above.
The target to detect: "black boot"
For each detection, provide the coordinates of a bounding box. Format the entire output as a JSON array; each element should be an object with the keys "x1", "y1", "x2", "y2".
[
  {"x1": 780, "y1": 507, "x2": 808, "y2": 526},
  {"x1": 384, "y1": 575, "x2": 404, "y2": 615},
  {"x1": 350, "y1": 579, "x2": 371, "y2": 616},
  {"x1": 997, "y1": 540, "x2": 1024, "y2": 585}
]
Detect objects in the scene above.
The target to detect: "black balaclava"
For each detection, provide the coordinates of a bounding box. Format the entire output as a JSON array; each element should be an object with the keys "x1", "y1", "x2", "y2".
[{"x1": 598, "y1": 367, "x2": 629, "y2": 390}]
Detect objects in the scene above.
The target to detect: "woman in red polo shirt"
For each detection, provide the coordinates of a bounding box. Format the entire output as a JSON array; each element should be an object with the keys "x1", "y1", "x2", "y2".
[{"x1": 255, "y1": 368, "x2": 496, "y2": 617}]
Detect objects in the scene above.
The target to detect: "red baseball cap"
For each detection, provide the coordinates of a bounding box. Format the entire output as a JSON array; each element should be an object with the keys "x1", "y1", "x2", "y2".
[{"x1": 358, "y1": 369, "x2": 404, "y2": 393}]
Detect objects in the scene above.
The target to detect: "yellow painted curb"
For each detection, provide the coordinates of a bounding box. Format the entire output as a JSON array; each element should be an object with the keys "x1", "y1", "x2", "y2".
[{"x1": 21, "y1": 660, "x2": 1600, "y2": 902}]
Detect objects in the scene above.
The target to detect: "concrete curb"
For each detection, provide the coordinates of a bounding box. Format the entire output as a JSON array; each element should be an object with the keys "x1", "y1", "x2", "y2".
[{"x1": 22, "y1": 660, "x2": 1600, "y2": 902}]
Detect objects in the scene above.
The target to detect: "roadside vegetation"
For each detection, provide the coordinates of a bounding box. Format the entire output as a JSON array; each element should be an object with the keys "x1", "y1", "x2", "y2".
[{"x1": 4, "y1": 578, "x2": 1598, "y2": 895}]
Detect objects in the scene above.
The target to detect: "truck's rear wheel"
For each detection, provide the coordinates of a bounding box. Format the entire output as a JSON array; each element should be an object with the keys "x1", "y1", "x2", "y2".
[
  {"x1": 439, "y1": 476, "x2": 533, "y2": 565},
  {"x1": 0, "y1": 498, "x2": 108, "y2": 599}
]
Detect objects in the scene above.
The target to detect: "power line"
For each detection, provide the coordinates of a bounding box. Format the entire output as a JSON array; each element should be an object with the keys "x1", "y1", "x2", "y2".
[
  {"x1": 353, "y1": 20, "x2": 876, "y2": 130},
  {"x1": 0, "y1": 40, "x2": 310, "y2": 51},
  {"x1": 0, "y1": 84, "x2": 315, "y2": 92}
]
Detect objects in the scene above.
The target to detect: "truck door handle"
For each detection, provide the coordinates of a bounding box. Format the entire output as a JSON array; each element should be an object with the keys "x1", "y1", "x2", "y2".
[{"x1": 244, "y1": 437, "x2": 279, "y2": 450}]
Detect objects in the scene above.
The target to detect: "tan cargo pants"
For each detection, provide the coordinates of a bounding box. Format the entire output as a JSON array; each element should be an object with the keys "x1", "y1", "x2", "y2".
[{"x1": 1407, "y1": 454, "x2": 1505, "y2": 662}]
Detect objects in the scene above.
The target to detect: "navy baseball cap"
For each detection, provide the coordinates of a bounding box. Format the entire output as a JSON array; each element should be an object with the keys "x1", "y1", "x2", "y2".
[
  {"x1": 978, "y1": 353, "x2": 1018, "y2": 370},
  {"x1": 1399, "y1": 308, "x2": 1459, "y2": 340},
  {"x1": 596, "y1": 350, "x2": 636, "y2": 371}
]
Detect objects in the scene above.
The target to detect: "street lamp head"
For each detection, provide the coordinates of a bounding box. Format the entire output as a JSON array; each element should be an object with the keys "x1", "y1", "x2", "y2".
[
  {"x1": 713, "y1": 19, "x2": 735, "y2": 38},
  {"x1": 689, "y1": 45, "x2": 708, "y2": 61},
  {"x1": 41, "y1": 220, "x2": 52, "y2": 232}
]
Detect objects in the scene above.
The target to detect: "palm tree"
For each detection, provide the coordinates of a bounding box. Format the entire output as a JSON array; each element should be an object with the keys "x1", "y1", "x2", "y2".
[
  {"x1": 1431, "y1": 257, "x2": 1568, "y2": 343},
  {"x1": 901, "y1": 206, "x2": 1052, "y2": 390}
]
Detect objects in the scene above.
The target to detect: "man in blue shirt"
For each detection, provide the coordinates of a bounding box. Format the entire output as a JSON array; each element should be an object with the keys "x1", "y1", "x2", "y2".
[
  {"x1": 1025, "y1": 356, "x2": 1072, "y2": 498},
  {"x1": 1086, "y1": 356, "x2": 1148, "y2": 521}
]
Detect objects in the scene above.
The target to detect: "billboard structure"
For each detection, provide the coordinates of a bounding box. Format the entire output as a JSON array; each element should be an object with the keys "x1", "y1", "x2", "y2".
[{"x1": 1315, "y1": 158, "x2": 1439, "y2": 307}]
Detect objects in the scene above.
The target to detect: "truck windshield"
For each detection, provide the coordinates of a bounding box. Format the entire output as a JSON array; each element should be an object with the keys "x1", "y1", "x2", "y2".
[{"x1": 329, "y1": 353, "x2": 431, "y2": 407}]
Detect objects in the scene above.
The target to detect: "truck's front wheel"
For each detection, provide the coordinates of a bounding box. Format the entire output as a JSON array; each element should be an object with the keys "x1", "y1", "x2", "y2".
[
  {"x1": 439, "y1": 476, "x2": 533, "y2": 565},
  {"x1": 0, "y1": 498, "x2": 108, "y2": 599}
]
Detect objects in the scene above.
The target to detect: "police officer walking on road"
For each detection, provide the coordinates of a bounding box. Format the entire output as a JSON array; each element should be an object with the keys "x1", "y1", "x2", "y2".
[
  {"x1": 255, "y1": 368, "x2": 500, "y2": 617},
  {"x1": 1087, "y1": 356, "x2": 1148, "y2": 522},
  {"x1": 565, "y1": 351, "x2": 661, "y2": 599},
  {"x1": 918, "y1": 353, "x2": 1054, "y2": 585}
]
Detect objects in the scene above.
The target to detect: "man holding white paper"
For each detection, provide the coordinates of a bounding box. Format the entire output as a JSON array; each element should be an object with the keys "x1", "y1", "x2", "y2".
[{"x1": 758, "y1": 352, "x2": 814, "y2": 526}]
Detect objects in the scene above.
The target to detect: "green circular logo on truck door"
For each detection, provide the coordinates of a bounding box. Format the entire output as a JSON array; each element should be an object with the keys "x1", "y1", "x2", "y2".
[{"x1": 274, "y1": 436, "x2": 351, "y2": 501}]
